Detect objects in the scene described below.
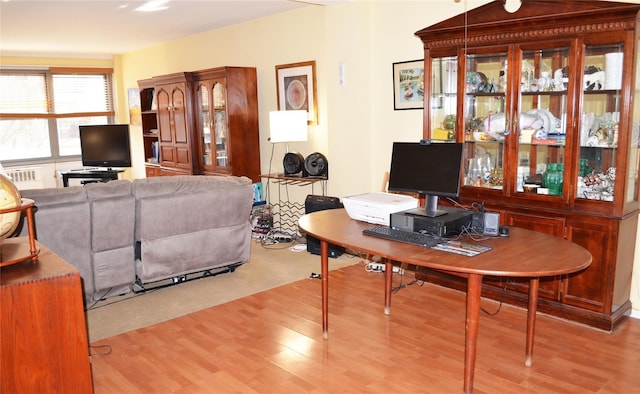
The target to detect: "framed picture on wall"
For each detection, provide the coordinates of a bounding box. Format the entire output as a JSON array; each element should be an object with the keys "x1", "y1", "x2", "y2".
[
  {"x1": 392, "y1": 59, "x2": 424, "y2": 110},
  {"x1": 275, "y1": 60, "x2": 318, "y2": 125}
]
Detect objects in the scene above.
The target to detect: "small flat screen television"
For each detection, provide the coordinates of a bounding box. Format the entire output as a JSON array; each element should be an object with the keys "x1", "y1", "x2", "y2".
[
  {"x1": 79, "y1": 124, "x2": 132, "y2": 169},
  {"x1": 387, "y1": 141, "x2": 464, "y2": 217}
]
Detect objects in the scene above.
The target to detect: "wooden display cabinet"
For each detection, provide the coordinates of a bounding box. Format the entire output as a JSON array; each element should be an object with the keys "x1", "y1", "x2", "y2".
[
  {"x1": 138, "y1": 67, "x2": 260, "y2": 180},
  {"x1": 193, "y1": 67, "x2": 261, "y2": 182},
  {"x1": 415, "y1": 0, "x2": 640, "y2": 330}
]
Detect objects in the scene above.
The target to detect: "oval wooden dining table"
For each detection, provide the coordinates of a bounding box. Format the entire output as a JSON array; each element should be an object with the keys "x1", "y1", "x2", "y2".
[{"x1": 299, "y1": 208, "x2": 591, "y2": 394}]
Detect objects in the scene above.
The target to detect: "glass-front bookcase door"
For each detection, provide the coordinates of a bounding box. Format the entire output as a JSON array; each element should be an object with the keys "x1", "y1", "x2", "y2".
[
  {"x1": 516, "y1": 46, "x2": 570, "y2": 197},
  {"x1": 430, "y1": 56, "x2": 458, "y2": 142},
  {"x1": 196, "y1": 78, "x2": 229, "y2": 173},
  {"x1": 577, "y1": 44, "x2": 624, "y2": 203},
  {"x1": 462, "y1": 51, "x2": 508, "y2": 191}
]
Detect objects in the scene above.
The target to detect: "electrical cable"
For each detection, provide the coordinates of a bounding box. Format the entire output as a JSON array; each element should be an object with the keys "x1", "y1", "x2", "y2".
[{"x1": 481, "y1": 282, "x2": 509, "y2": 316}]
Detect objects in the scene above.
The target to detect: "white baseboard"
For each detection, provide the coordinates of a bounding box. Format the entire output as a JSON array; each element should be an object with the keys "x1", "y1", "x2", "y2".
[{"x1": 630, "y1": 309, "x2": 640, "y2": 320}]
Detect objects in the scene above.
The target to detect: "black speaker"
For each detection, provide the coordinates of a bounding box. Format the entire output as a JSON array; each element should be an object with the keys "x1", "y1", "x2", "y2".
[
  {"x1": 305, "y1": 195, "x2": 344, "y2": 258},
  {"x1": 283, "y1": 152, "x2": 305, "y2": 176},
  {"x1": 304, "y1": 152, "x2": 328, "y2": 179},
  {"x1": 483, "y1": 212, "x2": 500, "y2": 236}
]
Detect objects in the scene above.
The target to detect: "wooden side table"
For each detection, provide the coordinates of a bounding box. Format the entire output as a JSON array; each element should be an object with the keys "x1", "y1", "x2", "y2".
[{"x1": 1, "y1": 241, "x2": 93, "y2": 393}]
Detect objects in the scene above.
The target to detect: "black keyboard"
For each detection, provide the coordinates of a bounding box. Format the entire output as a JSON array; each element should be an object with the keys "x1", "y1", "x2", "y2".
[{"x1": 362, "y1": 226, "x2": 444, "y2": 247}]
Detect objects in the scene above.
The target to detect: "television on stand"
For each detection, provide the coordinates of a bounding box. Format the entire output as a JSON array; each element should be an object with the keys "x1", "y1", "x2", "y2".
[
  {"x1": 387, "y1": 141, "x2": 464, "y2": 217},
  {"x1": 79, "y1": 124, "x2": 132, "y2": 170}
]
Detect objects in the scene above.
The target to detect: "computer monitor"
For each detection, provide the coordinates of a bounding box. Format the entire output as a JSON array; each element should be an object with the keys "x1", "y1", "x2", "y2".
[{"x1": 387, "y1": 141, "x2": 464, "y2": 217}]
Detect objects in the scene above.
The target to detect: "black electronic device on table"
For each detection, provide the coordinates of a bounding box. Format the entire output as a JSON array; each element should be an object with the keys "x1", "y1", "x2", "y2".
[
  {"x1": 387, "y1": 141, "x2": 464, "y2": 218},
  {"x1": 385, "y1": 141, "x2": 473, "y2": 236},
  {"x1": 79, "y1": 124, "x2": 132, "y2": 170},
  {"x1": 362, "y1": 225, "x2": 444, "y2": 247},
  {"x1": 390, "y1": 206, "x2": 472, "y2": 237}
]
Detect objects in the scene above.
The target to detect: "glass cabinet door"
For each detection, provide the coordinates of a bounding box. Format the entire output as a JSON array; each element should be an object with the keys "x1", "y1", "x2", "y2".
[
  {"x1": 430, "y1": 56, "x2": 458, "y2": 142},
  {"x1": 577, "y1": 44, "x2": 623, "y2": 202},
  {"x1": 197, "y1": 83, "x2": 213, "y2": 167},
  {"x1": 212, "y1": 81, "x2": 228, "y2": 168},
  {"x1": 463, "y1": 52, "x2": 507, "y2": 190},
  {"x1": 517, "y1": 47, "x2": 570, "y2": 196},
  {"x1": 197, "y1": 79, "x2": 229, "y2": 172}
]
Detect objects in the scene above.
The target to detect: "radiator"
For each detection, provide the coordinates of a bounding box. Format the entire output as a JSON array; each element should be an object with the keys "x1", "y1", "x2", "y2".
[{"x1": 5, "y1": 167, "x2": 44, "y2": 190}]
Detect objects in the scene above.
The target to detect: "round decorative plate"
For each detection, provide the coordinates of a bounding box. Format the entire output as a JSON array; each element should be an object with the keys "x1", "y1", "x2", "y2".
[{"x1": 286, "y1": 80, "x2": 307, "y2": 110}]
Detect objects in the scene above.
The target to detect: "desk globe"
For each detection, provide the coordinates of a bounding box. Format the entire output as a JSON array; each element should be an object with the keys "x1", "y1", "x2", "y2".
[{"x1": 0, "y1": 174, "x2": 21, "y2": 241}]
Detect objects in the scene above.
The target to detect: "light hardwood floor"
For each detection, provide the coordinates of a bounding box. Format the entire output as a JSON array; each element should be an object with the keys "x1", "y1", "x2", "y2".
[{"x1": 90, "y1": 263, "x2": 640, "y2": 393}]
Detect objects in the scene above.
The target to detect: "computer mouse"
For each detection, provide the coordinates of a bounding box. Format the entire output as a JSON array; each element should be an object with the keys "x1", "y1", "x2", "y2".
[{"x1": 498, "y1": 226, "x2": 510, "y2": 237}]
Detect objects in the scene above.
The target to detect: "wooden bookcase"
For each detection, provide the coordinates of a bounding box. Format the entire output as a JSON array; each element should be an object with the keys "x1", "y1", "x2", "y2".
[{"x1": 138, "y1": 66, "x2": 260, "y2": 180}]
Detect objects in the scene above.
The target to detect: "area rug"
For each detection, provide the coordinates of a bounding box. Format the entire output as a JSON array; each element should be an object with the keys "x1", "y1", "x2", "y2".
[{"x1": 86, "y1": 240, "x2": 361, "y2": 342}]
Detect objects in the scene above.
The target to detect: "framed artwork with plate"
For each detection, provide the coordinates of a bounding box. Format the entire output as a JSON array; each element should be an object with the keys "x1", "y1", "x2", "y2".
[{"x1": 275, "y1": 60, "x2": 318, "y2": 125}]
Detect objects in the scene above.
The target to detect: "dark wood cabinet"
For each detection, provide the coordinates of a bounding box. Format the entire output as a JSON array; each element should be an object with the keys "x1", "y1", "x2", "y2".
[
  {"x1": 155, "y1": 73, "x2": 196, "y2": 174},
  {"x1": 415, "y1": 0, "x2": 640, "y2": 330},
  {"x1": 138, "y1": 67, "x2": 260, "y2": 180},
  {"x1": 1, "y1": 241, "x2": 93, "y2": 393},
  {"x1": 193, "y1": 67, "x2": 260, "y2": 182}
]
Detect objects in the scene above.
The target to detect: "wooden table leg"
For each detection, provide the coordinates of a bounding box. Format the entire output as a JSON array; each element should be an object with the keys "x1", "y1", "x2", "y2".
[
  {"x1": 25, "y1": 205, "x2": 38, "y2": 261},
  {"x1": 384, "y1": 259, "x2": 392, "y2": 315},
  {"x1": 321, "y1": 240, "x2": 329, "y2": 340},
  {"x1": 464, "y1": 273, "x2": 482, "y2": 394},
  {"x1": 525, "y1": 277, "x2": 539, "y2": 367}
]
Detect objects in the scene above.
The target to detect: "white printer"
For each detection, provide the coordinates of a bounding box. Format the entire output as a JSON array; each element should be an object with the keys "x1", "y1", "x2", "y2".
[{"x1": 342, "y1": 192, "x2": 418, "y2": 225}]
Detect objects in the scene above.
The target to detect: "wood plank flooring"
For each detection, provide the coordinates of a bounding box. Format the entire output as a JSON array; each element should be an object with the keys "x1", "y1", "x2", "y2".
[{"x1": 90, "y1": 263, "x2": 640, "y2": 393}]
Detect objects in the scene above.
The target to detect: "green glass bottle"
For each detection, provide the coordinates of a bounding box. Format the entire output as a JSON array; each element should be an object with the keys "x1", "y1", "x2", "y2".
[{"x1": 544, "y1": 163, "x2": 564, "y2": 196}]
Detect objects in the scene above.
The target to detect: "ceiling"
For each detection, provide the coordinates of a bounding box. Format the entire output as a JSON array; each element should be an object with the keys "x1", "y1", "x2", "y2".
[{"x1": 0, "y1": 0, "x2": 336, "y2": 58}]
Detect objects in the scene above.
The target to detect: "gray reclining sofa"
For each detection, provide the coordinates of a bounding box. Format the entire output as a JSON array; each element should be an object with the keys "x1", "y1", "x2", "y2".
[{"x1": 17, "y1": 175, "x2": 253, "y2": 303}]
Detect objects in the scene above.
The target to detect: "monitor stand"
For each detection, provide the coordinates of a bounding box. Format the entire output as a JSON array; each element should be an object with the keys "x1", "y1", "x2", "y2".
[{"x1": 402, "y1": 195, "x2": 448, "y2": 218}]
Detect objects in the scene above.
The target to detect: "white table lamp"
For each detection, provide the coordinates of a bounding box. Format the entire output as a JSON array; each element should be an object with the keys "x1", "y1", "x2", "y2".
[{"x1": 269, "y1": 110, "x2": 308, "y2": 152}]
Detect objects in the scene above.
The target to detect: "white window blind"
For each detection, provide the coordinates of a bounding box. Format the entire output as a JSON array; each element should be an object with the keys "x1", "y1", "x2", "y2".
[{"x1": 0, "y1": 68, "x2": 114, "y2": 162}]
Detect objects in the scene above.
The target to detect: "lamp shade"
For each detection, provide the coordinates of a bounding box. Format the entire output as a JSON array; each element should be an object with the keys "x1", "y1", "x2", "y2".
[{"x1": 269, "y1": 110, "x2": 308, "y2": 143}]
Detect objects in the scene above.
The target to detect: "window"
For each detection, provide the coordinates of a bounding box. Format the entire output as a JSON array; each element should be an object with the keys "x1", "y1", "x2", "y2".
[{"x1": 0, "y1": 68, "x2": 114, "y2": 163}]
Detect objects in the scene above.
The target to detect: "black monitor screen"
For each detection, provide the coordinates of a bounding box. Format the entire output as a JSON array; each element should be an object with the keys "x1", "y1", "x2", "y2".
[
  {"x1": 388, "y1": 141, "x2": 464, "y2": 217},
  {"x1": 79, "y1": 124, "x2": 131, "y2": 169}
]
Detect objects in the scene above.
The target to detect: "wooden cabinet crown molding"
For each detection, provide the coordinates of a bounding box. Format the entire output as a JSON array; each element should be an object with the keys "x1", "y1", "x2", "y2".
[{"x1": 416, "y1": 1, "x2": 639, "y2": 49}]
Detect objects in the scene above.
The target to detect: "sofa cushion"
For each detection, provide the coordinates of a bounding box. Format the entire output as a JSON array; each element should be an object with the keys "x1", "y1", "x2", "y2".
[
  {"x1": 136, "y1": 225, "x2": 250, "y2": 283},
  {"x1": 22, "y1": 185, "x2": 88, "y2": 206},
  {"x1": 85, "y1": 180, "x2": 135, "y2": 297},
  {"x1": 133, "y1": 176, "x2": 253, "y2": 241},
  {"x1": 85, "y1": 180, "x2": 134, "y2": 252},
  {"x1": 21, "y1": 186, "x2": 94, "y2": 301}
]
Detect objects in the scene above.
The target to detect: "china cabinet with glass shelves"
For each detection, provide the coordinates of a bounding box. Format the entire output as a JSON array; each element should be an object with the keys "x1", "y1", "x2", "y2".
[
  {"x1": 416, "y1": 0, "x2": 640, "y2": 331},
  {"x1": 193, "y1": 67, "x2": 260, "y2": 182}
]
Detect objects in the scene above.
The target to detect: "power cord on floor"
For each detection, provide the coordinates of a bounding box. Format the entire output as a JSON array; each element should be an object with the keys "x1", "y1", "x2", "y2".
[{"x1": 481, "y1": 281, "x2": 510, "y2": 316}]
